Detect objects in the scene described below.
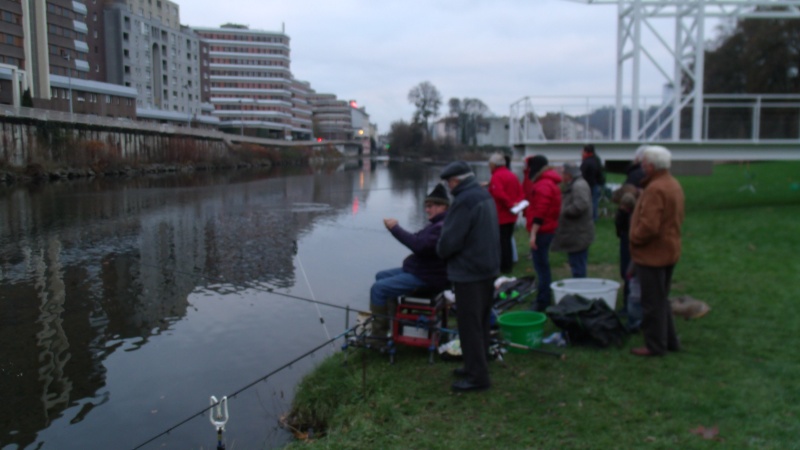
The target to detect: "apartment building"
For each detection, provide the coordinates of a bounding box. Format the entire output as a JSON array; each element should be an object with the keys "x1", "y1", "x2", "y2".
[
  {"x1": 192, "y1": 24, "x2": 293, "y2": 139},
  {"x1": 0, "y1": 0, "x2": 134, "y2": 117},
  {"x1": 309, "y1": 92, "x2": 352, "y2": 141},
  {"x1": 289, "y1": 77, "x2": 313, "y2": 141},
  {"x1": 102, "y1": 1, "x2": 217, "y2": 126}
]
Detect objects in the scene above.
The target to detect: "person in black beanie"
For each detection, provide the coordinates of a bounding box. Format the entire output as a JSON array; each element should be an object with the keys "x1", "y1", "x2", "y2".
[
  {"x1": 437, "y1": 161, "x2": 499, "y2": 392},
  {"x1": 366, "y1": 183, "x2": 450, "y2": 347}
]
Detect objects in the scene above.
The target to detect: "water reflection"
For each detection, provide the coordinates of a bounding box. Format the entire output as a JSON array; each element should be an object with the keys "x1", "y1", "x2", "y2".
[{"x1": 0, "y1": 160, "x2": 465, "y2": 449}]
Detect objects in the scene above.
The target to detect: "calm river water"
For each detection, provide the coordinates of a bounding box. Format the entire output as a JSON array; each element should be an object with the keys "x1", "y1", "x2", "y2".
[{"x1": 0, "y1": 159, "x2": 497, "y2": 449}]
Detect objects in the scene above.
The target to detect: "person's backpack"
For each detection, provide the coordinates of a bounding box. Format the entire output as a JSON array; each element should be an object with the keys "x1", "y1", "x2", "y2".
[{"x1": 546, "y1": 295, "x2": 627, "y2": 347}]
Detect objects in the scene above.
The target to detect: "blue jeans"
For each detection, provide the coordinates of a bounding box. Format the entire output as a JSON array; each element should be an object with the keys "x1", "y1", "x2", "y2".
[
  {"x1": 567, "y1": 249, "x2": 588, "y2": 278},
  {"x1": 370, "y1": 268, "x2": 428, "y2": 307},
  {"x1": 531, "y1": 233, "x2": 554, "y2": 309},
  {"x1": 627, "y1": 273, "x2": 642, "y2": 330},
  {"x1": 591, "y1": 185, "x2": 602, "y2": 222}
]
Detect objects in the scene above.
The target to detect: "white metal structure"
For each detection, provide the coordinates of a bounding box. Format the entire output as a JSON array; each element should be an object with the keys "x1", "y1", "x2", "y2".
[
  {"x1": 509, "y1": 0, "x2": 800, "y2": 155},
  {"x1": 572, "y1": 0, "x2": 800, "y2": 142}
]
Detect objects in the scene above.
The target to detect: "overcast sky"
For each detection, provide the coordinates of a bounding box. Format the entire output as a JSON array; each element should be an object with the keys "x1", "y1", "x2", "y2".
[{"x1": 180, "y1": 0, "x2": 723, "y2": 134}]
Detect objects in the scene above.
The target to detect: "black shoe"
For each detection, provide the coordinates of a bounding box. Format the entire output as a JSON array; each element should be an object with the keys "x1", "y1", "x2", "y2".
[
  {"x1": 452, "y1": 367, "x2": 469, "y2": 378},
  {"x1": 451, "y1": 379, "x2": 490, "y2": 392}
]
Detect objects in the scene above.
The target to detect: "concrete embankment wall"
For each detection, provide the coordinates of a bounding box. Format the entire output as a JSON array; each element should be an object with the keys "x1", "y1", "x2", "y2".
[{"x1": 0, "y1": 118, "x2": 229, "y2": 171}]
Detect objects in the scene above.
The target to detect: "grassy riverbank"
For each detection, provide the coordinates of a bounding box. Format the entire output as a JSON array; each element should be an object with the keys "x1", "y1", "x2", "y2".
[{"x1": 286, "y1": 161, "x2": 800, "y2": 449}]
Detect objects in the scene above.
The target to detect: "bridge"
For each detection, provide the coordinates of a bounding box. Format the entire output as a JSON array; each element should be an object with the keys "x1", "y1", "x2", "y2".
[{"x1": 510, "y1": 0, "x2": 800, "y2": 162}]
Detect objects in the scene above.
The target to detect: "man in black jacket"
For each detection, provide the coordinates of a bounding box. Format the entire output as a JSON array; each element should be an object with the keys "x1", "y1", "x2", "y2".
[
  {"x1": 580, "y1": 144, "x2": 605, "y2": 222},
  {"x1": 437, "y1": 161, "x2": 500, "y2": 392}
]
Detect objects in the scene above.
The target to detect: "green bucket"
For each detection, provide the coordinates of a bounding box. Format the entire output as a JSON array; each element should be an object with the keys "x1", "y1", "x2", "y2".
[{"x1": 497, "y1": 311, "x2": 547, "y2": 353}]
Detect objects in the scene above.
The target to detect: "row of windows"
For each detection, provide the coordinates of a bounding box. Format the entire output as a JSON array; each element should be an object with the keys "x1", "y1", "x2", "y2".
[
  {"x1": 215, "y1": 94, "x2": 289, "y2": 101},
  {"x1": 211, "y1": 59, "x2": 288, "y2": 68},
  {"x1": 50, "y1": 88, "x2": 134, "y2": 106},
  {"x1": 222, "y1": 105, "x2": 290, "y2": 112},
  {"x1": 210, "y1": 71, "x2": 289, "y2": 80},
  {"x1": 2, "y1": 32, "x2": 23, "y2": 46},
  {"x1": 237, "y1": 116, "x2": 289, "y2": 125},
  {"x1": 209, "y1": 46, "x2": 288, "y2": 56},
  {"x1": 212, "y1": 82, "x2": 289, "y2": 89},
  {"x1": 48, "y1": 23, "x2": 87, "y2": 41},
  {"x1": 52, "y1": 66, "x2": 88, "y2": 80},
  {"x1": 0, "y1": 55, "x2": 21, "y2": 67},
  {"x1": 202, "y1": 34, "x2": 287, "y2": 45},
  {"x1": 47, "y1": 3, "x2": 84, "y2": 20},
  {"x1": 2, "y1": 10, "x2": 21, "y2": 25}
]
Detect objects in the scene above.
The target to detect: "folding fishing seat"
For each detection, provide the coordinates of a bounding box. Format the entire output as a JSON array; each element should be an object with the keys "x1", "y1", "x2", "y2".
[{"x1": 389, "y1": 286, "x2": 450, "y2": 364}]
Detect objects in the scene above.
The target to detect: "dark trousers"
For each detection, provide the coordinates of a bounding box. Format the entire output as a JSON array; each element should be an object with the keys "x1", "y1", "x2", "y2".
[
  {"x1": 454, "y1": 279, "x2": 494, "y2": 385},
  {"x1": 499, "y1": 223, "x2": 516, "y2": 273},
  {"x1": 638, "y1": 264, "x2": 680, "y2": 355},
  {"x1": 619, "y1": 233, "x2": 631, "y2": 312}
]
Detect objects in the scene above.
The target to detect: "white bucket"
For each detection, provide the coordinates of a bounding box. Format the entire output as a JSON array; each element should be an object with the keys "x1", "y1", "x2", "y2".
[{"x1": 550, "y1": 278, "x2": 620, "y2": 310}]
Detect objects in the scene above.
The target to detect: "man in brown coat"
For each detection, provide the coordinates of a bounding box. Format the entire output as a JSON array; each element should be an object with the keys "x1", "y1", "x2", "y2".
[{"x1": 629, "y1": 145, "x2": 685, "y2": 356}]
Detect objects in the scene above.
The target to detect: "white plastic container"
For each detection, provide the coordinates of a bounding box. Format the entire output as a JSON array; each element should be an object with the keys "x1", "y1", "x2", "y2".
[{"x1": 550, "y1": 278, "x2": 621, "y2": 310}]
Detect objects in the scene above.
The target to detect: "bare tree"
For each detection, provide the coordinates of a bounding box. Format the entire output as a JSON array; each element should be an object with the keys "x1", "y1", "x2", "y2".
[
  {"x1": 448, "y1": 97, "x2": 490, "y2": 145},
  {"x1": 408, "y1": 81, "x2": 442, "y2": 132}
]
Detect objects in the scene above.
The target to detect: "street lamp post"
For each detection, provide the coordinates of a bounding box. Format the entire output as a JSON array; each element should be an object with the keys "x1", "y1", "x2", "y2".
[
  {"x1": 62, "y1": 52, "x2": 73, "y2": 119},
  {"x1": 183, "y1": 84, "x2": 191, "y2": 127},
  {"x1": 239, "y1": 98, "x2": 244, "y2": 136}
]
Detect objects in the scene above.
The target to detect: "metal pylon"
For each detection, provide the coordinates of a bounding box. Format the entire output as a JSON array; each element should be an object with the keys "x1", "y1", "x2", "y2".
[{"x1": 574, "y1": 0, "x2": 800, "y2": 141}]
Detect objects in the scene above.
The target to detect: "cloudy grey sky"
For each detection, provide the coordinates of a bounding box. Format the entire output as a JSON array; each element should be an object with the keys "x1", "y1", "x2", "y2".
[{"x1": 180, "y1": 0, "x2": 711, "y2": 134}]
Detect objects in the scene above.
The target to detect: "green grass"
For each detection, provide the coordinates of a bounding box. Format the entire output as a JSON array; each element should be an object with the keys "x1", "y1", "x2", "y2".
[{"x1": 286, "y1": 161, "x2": 800, "y2": 449}]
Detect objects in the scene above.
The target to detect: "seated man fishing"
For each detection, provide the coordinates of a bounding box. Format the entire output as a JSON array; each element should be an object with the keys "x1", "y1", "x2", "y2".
[{"x1": 366, "y1": 184, "x2": 451, "y2": 346}]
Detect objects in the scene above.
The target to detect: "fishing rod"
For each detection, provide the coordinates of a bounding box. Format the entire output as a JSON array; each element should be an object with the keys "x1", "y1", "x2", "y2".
[{"x1": 130, "y1": 323, "x2": 360, "y2": 450}]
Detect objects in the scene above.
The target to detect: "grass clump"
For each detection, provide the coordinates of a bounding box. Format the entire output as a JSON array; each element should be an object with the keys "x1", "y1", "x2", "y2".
[{"x1": 286, "y1": 161, "x2": 800, "y2": 449}]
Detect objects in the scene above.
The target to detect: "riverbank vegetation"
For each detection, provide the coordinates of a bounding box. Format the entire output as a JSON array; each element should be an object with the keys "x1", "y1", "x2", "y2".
[
  {"x1": 0, "y1": 138, "x2": 343, "y2": 184},
  {"x1": 285, "y1": 161, "x2": 800, "y2": 448}
]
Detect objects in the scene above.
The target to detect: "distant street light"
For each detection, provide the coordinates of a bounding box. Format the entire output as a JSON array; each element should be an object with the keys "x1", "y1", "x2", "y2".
[{"x1": 61, "y1": 52, "x2": 73, "y2": 119}]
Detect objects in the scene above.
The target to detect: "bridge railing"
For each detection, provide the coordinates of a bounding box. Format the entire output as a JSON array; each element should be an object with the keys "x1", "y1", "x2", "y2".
[{"x1": 509, "y1": 94, "x2": 800, "y2": 146}]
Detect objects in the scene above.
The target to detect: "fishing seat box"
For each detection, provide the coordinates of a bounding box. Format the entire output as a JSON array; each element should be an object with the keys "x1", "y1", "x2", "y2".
[{"x1": 392, "y1": 287, "x2": 448, "y2": 349}]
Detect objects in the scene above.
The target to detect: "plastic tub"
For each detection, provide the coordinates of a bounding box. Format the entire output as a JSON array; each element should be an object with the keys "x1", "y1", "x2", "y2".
[
  {"x1": 551, "y1": 278, "x2": 620, "y2": 309},
  {"x1": 497, "y1": 311, "x2": 547, "y2": 353}
]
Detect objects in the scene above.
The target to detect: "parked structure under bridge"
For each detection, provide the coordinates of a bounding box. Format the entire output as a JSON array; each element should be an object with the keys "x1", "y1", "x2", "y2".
[{"x1": 510, "y1": 0, "x2": 800, "y2": 163}]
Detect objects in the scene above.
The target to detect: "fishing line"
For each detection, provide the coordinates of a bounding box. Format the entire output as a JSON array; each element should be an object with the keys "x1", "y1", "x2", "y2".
[
  {"x1": 295, "y1": 253, "x2": 332, "y2": 341},
  {"x1": 135, "y1": 260, "x2": 368, "y2": 315},
  {"x1": 130, "y1": 324, "x2": 358, "y2": 450}
]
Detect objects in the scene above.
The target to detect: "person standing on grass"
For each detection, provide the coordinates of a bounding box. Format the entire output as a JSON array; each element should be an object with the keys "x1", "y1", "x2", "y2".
[
  {"x1": 487, "y1": 152, "x2": 524, "y2": 274},
  {"x1": 552, "y1": 163, "x2": 594, "y2": 278},
  {"x1": 629, "y1": 145, "x2": 685, "y2": 357},
  {"x1": 613, "y1": 146, "x2": 646, "y2": 328},
  {"x1": 437, "y1": 161, "x2": 499, "y2": 393},
  {"x1": 523, "y1": 155, "x2": 562, "y2": 312},
  {"x1": 580, "y1": 144, "x2": 605, "y2": 222}
]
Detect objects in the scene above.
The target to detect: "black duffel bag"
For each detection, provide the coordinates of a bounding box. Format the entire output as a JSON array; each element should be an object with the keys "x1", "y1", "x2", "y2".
[{"x1": 546, "y1": 294, "x2": 628, "y2": 348}]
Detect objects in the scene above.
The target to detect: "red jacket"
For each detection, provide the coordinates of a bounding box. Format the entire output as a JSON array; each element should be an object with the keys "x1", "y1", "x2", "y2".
[
  {"x1": 524, "y1": 169, "x2": 562, "y2": 234},
  {"x1": 488, "y1": 166, "x2": 524, "y2": 225}
]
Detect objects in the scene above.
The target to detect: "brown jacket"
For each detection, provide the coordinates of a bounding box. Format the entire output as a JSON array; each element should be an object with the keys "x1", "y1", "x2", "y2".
[{"x1": 629, "y1": 170, "x2": 685, "y2": 267}]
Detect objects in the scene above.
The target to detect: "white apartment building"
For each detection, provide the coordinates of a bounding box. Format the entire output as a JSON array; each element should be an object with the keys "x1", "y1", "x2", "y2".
[{"x1": 192, "y1": 24, "x2": 293, "y2": 139}]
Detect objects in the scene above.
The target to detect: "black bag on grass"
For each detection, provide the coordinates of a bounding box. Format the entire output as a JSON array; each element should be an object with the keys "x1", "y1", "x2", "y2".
[{"x1": 545, "y1": 294, "x2": 627, "y2": 347}]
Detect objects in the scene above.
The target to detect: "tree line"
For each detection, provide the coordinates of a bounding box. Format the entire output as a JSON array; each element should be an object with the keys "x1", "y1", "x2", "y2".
[{"x1": 389, "y1": 81, "x2": 498, "y2": 159}]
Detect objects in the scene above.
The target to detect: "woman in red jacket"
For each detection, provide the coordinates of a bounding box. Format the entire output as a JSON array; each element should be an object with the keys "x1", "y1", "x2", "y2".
[
  {"x1": 488, "y1": 153, "x2": 524, "y2": 273},
  {"x1": 523, "y1": 155, "x2": 562, "y2": 311}
]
